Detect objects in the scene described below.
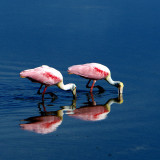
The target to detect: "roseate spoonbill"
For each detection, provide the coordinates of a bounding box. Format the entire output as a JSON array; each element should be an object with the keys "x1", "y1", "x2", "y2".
[
  {"x1": 20, "y1": 65, "x2": 77, "y2": 100},
  {"x1": 68, "y1": 63, "x2": 124, "y2": 94}
]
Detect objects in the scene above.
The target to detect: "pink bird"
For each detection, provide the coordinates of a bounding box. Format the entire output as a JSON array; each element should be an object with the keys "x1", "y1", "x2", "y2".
[
  {"x1": 68, "y1": 63, "x2": 124, "y2": 94},
  {"x1": 20, "y1": 65, "x2": 77, "y2": 100}
]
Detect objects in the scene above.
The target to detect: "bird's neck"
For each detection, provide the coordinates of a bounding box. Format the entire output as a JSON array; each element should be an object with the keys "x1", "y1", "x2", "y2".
[
  {"x1": 57, "y1": 81, "x2": 72, "y2": 91},
  {"x1": 106, "y1": 75, "x2": 119, "y2": 86}
]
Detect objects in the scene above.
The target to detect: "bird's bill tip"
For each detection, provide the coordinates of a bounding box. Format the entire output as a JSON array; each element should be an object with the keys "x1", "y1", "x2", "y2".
[
  {"x1": 72, "y1": 88, "x2": 77, "y2": 99},
  {"x1": 73, "y1": 94, "x2": 77, "y2": 99},
  {"x1": 118, "y1": 86, "x2": 123, "y2": 94},
  {"x1": 20, "y1": 75, "x2": 25, "y2": 78},
  {"x1": 118, "y1": 94, "x2": 123, "y2": 103},
  {"x1": 118, "y1": 82, "x2": 124, "y2": 94}
]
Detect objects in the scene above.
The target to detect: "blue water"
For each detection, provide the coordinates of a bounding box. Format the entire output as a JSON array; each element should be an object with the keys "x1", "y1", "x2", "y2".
[{"x1": 0, "y1": 0, "x2": 160, "y2": 160}]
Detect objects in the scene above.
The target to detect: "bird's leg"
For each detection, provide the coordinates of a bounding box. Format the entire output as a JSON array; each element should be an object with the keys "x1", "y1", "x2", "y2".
[
  {"x1": 86, "y1": 79, "x2": 104, "y2": 93},
  {"x1": 42, "y1": 86, "x2": 48, "y2": 101},
  {"x1": 38, "y1": 84, "x2": 57, "y2": 102},
  {"x1": 90, "y1": 80, "x2": 96, "y2": 92},
  {"x1": 86, "y1": 80, "x2": 96, "y2": 92},
  {"x1": 37, "y1": 84, "x2": 43, "y2": 94},
  {"x1": 86, "y1": 79, "x2": 91, "y2": 88}
]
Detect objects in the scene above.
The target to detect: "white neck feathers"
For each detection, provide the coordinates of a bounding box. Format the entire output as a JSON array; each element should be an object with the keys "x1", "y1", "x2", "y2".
[
  {"x1": 106, "y1": 75, "x2": 120, "y2": 86},
  {"x1": 57, "y1": 81, "x2": 73, "y2": 91}
]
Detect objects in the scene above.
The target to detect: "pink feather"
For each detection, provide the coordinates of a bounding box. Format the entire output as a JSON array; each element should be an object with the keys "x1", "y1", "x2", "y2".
[
  {"x1": 68, "y1": 63, "x2": 110, "y2": 80},
  {"x1": 20, "y1": 65, "x2": 62, "y2": 86}
]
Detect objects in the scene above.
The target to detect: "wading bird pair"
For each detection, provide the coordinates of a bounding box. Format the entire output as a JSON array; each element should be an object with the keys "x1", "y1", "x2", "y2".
[{"x1": 20, "y1": 63, "x2": 124, "y2": 100}]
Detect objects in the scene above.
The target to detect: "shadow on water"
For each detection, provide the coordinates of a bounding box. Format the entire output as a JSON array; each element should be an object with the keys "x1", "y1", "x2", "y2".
[
  {"x1": 19, "y1": 93, "x2": 123, "y2": 134},
  {"x1": 14, "y1": 89, "x2": 59, "y2": 102}
]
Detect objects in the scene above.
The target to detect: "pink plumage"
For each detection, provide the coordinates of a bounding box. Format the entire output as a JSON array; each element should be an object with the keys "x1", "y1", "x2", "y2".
[
  {"x1": 20, "y1": 65, "x2": 62, "y2": 86},
  {"x1": 20, "y1": 65, "x2": 77, "y2": 100},
  {"x1": 68, "y1": 63, "x2": 110, "y2": 80},
  {"x1": 68, "y1": 63, "x2": 124, "y2": 94},
  {"x1": 68, "y1": 63, "x2": 111, "y2": 92}
]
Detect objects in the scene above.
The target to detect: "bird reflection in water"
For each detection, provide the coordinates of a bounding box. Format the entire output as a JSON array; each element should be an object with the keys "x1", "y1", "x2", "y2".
[
  {"x1": 20, "y1": 93, "x2": 123, "y2": 134},
  {"x1": 67, "y1": 93, "x2": 123, "y2": 121},
  {"x1": 20, "y1": 102, "x2": 76, "y2": 134}
]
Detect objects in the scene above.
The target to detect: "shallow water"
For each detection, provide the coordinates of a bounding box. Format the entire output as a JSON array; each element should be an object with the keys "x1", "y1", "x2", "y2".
[{"x1": 0, "y1": 0, "x2": 160, "y2": 160}]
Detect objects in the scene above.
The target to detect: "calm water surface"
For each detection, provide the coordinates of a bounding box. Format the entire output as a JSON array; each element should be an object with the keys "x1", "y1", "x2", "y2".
[{"x1": 0, "y1": 0, "x2": 160, "y2": 160}]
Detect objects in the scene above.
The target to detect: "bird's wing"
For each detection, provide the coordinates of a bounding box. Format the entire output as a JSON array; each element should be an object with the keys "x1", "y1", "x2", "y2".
[
  {"x1": 20, "y1": 66, "x2": 62, "y2": 85},
  {"x1": 68, "y1": 63, "x2": 109, "y2": 80}
]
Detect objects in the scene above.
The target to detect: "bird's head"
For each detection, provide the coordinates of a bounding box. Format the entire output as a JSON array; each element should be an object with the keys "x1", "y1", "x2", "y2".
[
  {"x1": 115, "y1": 82, "x2": 124, "y2": 94},
  {"x1": 71, "y1": 84, "x2": 77, "y2": 99}
]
